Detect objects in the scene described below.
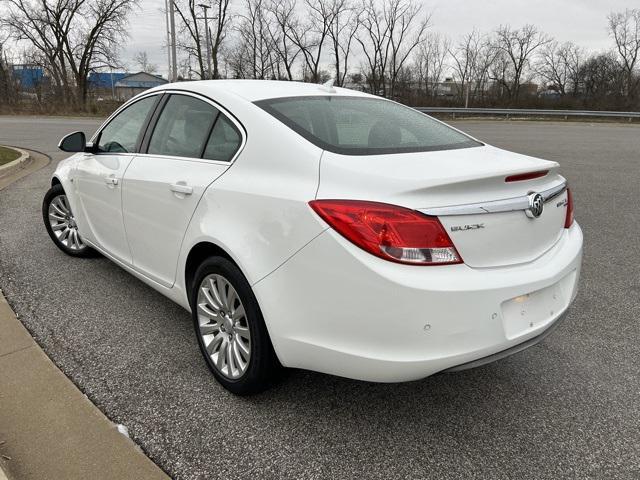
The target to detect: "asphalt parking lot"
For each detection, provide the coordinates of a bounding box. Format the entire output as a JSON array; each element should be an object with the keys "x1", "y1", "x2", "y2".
[{"x1": 1, "y1": 116, "x2": 639, "y2": 480}]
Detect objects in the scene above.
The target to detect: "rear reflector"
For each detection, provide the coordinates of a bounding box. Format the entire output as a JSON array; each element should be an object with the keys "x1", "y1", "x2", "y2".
[
  {"x1": 505, "y1": 170, "x2": 549, "y2": 182},
  {"x1": 564, "y1": 188, "x2": 574, "y2": 228},
  {"x1": 309, "y1": 200, "x2": 462, "y2": 266}
]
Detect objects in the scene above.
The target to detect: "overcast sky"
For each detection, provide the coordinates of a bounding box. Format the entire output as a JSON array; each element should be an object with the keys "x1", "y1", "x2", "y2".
[{"x1": 116, "y1": 0, "x2": 639, "y2": 76}]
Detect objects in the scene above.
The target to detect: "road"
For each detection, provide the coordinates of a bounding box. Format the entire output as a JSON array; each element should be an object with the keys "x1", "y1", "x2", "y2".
[{"x1": 1, "y1": 115, "x2": 639, "y2": 480}]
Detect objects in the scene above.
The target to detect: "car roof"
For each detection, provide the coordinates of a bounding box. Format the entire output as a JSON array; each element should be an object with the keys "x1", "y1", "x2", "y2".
[{"x1": 149, "y1": 79, "x2": 374, "y2": 102}]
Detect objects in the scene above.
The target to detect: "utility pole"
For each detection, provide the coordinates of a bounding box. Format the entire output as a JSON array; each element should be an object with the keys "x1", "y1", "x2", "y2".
[
  {"x1": 165, "y1": 0, "x2": 172, "y2": 81},
  {"x1": 169, "y1": 0, "x2": 178, "y2": 82},
  {"x1": 198, "y1": 3, "x2": 212, "y2": 80}
]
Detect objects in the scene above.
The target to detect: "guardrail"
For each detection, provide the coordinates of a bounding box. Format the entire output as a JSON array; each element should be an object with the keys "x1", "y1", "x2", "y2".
[{"x1": 414, "y1": 107, "x2": 640, "y2": 121}]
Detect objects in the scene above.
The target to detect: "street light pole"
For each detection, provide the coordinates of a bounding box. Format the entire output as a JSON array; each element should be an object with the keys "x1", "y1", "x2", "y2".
[
  {"x1": 165, "y1": 0, "x2": 172, "y2": 81},
  {"x1": 198, "y1": 3, "x2": 212, "y2": 80},
  {"x1": 169, "y1": 0, "x2": 178, "y2": 82}
]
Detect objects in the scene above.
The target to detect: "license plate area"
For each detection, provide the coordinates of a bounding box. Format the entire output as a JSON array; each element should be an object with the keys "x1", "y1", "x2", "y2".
[{"x1": 501, "y1": 271, "x2": 576, "y2": 340}]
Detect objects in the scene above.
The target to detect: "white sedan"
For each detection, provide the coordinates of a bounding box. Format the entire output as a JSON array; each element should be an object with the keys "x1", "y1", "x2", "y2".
[{"x1": 43, "y1": 80, "x2": 582, "y2": 394}]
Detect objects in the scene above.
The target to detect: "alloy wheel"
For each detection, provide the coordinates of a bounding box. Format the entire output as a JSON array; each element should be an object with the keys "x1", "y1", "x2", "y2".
[
  {"x1": 196, "y1": 274, "x2": 252, "y2": 379},
  {"x1": 47, "y1": 194, "x2": 85, "y2": 251}
]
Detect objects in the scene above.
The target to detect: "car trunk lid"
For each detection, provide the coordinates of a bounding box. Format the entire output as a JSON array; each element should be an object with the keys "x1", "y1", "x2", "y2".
[{"x1": 316, "y1": 145, "x2": 569, "y2": 268}]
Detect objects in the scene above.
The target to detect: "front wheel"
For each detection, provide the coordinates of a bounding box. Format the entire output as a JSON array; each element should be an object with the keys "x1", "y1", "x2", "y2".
[
  {"x1": 191, "y1": 257, "x2": 279, "y2": 395},
  {"x1": 42, "y1": 184, "x2": 94, "y2": 257}
]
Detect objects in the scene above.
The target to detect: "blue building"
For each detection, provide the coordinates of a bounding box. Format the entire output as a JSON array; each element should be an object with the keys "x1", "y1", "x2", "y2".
[
  {"x1": 88, "y1": 72, "x2": 127, "y2": 91},
  {"x1": 12, "y1": 65, "x2": 44, "y2": 89}
]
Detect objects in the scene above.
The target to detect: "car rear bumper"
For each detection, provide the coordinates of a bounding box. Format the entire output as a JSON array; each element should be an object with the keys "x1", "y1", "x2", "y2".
[
  {"x1": 442, "y1": 307, "x2": 567, "y2": 372},
  {"x1": 253, "y1": 223, "x2": 583, "y2": 382}
]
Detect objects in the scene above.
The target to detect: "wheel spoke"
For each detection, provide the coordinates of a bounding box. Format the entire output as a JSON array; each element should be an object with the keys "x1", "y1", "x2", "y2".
[
  {"x1": 232, "y1": 341, "x2": 246, "y2": 371},
  {"x1": 59, "y1": 228, "x2": 70, "y2": 243},
  {"x1": 198, "y1": 302, "x2": 218, "y2": 319},
  {"x1": 235, "y1": 325, "x2": 250, "y2": 340},
  {"x1": 216, "y1": 340, "x2": 228, "y2": 370},
  {"x1": 206, "y1": 334, "x2": 224, "y2": 355},
  {"x1": 52, "y1": 222, "x2": 67, "y2": 231},
  {"x1": 202, "y1": 286, "x2": 222, "y2": 312},
  {"x1": 232, "y1": 304, "x2": 245, "y2": 322},
  {"x1": 51, "y1": 202, "x2": 67, "y2": 217},
  {"x1": 218, "y1": 277, "x2": 229, "y2": 310},
  {"x1": 226, "y1": 339, "x2": 235, "y2": 375},
  {"x1": 208, "y1": 277, "x2": 224, "y2": 310},
  {"x1": 235, "y1": 336, "x2": 250, "y2": 358},
  {"x1": 227, "y1": 287, "x2": 238, "y2": 310},
  {"x1": 199, "y1": 323, "x2": 217, "y2": 335}
]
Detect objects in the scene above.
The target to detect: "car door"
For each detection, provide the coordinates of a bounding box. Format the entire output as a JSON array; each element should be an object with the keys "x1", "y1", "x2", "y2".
[
  {"x1": 122, "y1": 92, "x2": 244, "y2": 287},
  {"x1": 73, "y1": 94, "x2": 160, "y2": 263}
]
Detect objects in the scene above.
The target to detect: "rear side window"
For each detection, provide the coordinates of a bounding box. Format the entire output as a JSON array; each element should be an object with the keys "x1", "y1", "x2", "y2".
[
  {"x1": 148, "y1": 95, "x2": 218, "y2": 158},
  {"x1": 255, "y1": 96, "x2": 481, "y2": 155},
  {"x1": 97, "y1": 95, "x2": 157, "y2": 153},
  {"x1": 203, "y1": 115, "x2": 242, "y2": 161}
]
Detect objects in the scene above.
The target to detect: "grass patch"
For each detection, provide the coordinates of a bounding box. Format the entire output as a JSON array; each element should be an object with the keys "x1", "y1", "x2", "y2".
[{"x1": 0, "y1": 146, "x2": 21, "y2": 165}]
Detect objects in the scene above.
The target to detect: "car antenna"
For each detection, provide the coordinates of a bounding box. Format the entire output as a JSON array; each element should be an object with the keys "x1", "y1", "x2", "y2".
[{"x1": 318, "y1": 78, "x2": 336, "y2": 93}]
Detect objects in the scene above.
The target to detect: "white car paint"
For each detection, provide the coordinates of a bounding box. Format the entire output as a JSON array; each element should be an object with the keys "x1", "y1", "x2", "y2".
[{"x1": 52, "y1": 80, "x2": 583, "y2": 382}]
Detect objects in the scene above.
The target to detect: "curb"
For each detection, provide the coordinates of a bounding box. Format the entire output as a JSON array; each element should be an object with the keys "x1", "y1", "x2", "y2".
[
  {"x1": 0, "y1": 147, "x2": 31, "y2": 179},
  {"x1": 0, "y1": 151, "x2": 170, "y2": 479},
  {"x1": 0, "y1": 289, "x2": 170, "y2": 480}
]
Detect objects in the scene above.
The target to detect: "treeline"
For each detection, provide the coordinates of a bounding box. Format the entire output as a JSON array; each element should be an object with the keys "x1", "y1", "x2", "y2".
[{"x1": 1, "y1": 0, "x2": 640, "y2": 112}]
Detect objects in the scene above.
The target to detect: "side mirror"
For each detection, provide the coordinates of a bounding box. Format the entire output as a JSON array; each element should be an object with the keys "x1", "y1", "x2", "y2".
[{"x1": 58, "y1": 131, "x2": 87, "y2": 152}]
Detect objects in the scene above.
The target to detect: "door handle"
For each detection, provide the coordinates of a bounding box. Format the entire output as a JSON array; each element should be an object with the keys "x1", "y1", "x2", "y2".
[
  {"x1": 105, "y1": 177, "x2": 118, "y2": 186},
  {"x1": 170, "y1": 183, "x2": 193, "y2": 195}
]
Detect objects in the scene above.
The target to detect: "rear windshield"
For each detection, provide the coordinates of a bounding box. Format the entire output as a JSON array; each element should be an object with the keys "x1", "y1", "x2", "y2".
[{"x1": 255, "y1": 96, "x2": 482, "y2": 155}]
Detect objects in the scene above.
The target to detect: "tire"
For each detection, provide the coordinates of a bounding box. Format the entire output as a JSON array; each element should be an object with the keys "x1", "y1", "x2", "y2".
[
  {"x1": 42, "y1": 184, "x2": 95, "y2": 258},
  {"x1": 190, "y1": 256, "x2": 279, "y2": 395}
]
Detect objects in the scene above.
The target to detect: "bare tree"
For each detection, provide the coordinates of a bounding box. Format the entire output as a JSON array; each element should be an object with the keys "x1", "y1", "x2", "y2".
[
  {"x1": 327, "y1": 0, "x2": 360, "y2": 86},
  {"x1": 449, "y1": 30, "x2": 481, "y2": 103},
  {"x1": 1, "y1": 0, "x2": 138, "y2": 107},
  {"x1": 491, "y1": 24, "x2": 551, "y2": 101},
  {"x1": 356, "y1": 0, "x2": 429, "y2": 97},
  {"x1": 537, "y1": 41, "x2": 584, "y2": 96},
  {"x1": 265, "y1": 0, "x2": 300, "y2": 80},
  {"x1": 608, "y1": 8, "x2": 640, "y2": 96},
  {"x1": 133, "y1": 51, "x2": 158, "y2": 73},
  {"x1": 0, "y1": 39, "x2": 18, "y2": 106},
  {"x1": 173, "y1": 0, "x2": 206, "y2": 78},
  {"x1": 228, "y1": 0, "x2": 278, "y2": 79},
  {"x1": 414, "y1": 32, "x2": 449, "y2": 98},
  {"x1": 290, "y1": 0, "x2": 334, "y2": 83}
]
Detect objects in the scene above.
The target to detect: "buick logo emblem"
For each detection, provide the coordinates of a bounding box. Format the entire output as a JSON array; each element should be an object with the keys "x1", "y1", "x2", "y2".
[{"x1": 526, "y1": 193, "x2": 544, "y2": 218}]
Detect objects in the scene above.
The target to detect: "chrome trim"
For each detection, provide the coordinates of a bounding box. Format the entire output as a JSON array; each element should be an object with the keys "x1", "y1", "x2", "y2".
[{"x1": 420, "y1": 181, "x2": 567, "y2": 216}]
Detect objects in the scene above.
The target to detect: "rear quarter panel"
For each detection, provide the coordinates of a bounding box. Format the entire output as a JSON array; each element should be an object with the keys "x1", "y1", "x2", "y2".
[{"x1": 175, "y1": 100, "x2": 326, "y2": 298}]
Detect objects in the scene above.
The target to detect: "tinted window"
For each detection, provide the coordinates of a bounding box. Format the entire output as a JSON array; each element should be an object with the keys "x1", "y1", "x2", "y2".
[
  {"x1": 255, "y1": 96, "x2": 481, "y2": 155},
  {"x1": 148, "y1": 95, "x2": 219, "y2": 158},
  {"x1": 203, "y1": 114, "x2": 242, "y2": 161},
  {"x1": 97, "y1": 96, "x2": 157, "y2": 153}
]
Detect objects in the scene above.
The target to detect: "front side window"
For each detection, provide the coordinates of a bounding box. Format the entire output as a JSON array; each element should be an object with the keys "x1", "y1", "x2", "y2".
[
  {"x1": 97, "y1": 95, "x2": 157, "y2": 153},
  {"x1": 148, "y1": 94, "x2": 219, "y2": 158},
  {"x1": 255, "y1": 96, "x2": 481, "y2": 155}
]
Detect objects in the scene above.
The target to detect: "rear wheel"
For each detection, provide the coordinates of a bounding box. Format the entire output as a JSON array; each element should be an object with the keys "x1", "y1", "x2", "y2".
[
  {"x1": 191, "y1": 257, "x2": 279, "y2": 395},
  {"x1": 42, "y1": 184, "x2": 94, "y2": 257}
]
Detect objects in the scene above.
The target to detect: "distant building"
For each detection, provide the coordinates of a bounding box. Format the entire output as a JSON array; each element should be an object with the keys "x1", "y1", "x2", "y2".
[
  {"x1": 11, "y1": 65, "x2": 44, "y2": 90},
  {"x1": 88, "y1": 72, "x2": 127, "y2": 93},
  {"x1": 115, "y1": 72, "x2": 168, "y2": 100},
  {"x1": 434, "y1": 78, "x2": 463, "y2": 97}
]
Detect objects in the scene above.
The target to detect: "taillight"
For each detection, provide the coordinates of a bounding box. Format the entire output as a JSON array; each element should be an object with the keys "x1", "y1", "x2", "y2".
[
  {"x1": 309, "y1": 200, "x2": 462, "y2": 265},
  {"x1": 564, "y1": 188, "x2": 574, "y2": 228}
]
